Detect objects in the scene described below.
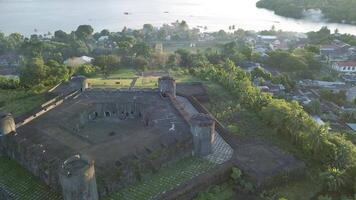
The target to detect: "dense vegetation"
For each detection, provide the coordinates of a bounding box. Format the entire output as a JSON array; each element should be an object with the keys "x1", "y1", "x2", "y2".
[
  {"x1": 191, "y1": 61, "x2": 355, "y2": 198},
  {"x1": 256, "y1": 0, "x2": 356, "y2": 24}
]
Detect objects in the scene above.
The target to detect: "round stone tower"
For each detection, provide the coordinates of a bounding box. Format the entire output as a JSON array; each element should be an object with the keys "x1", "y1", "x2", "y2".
[
  {"x1": 78, "y1": 76, "x2": 89, "y2": 92},
  {"x1": 59, "y1": 154, "x2": 99, "y2": 200},
  {"x1": 190, "y1": 113, "x2": 216, "y2": 157},
  {"x1": 0, "y1": 112, "x2": 16, "y2": 136},
  {"x1": 158, "y1": 76, "x2": 176, "y2": 97}
]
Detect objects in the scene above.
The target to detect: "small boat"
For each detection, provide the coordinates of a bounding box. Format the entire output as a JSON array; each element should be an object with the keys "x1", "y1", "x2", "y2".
[
  {"x1": 124, "y1": 12, "x2": 131, "y2": 15},
  {"x1": 164, "y1": 11, "x2": 169, "y2": 14}
]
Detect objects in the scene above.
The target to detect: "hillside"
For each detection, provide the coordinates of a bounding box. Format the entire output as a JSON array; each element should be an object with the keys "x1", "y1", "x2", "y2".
[{"x1": 256, "y1": 0, "x2": 356, "y2": 24}]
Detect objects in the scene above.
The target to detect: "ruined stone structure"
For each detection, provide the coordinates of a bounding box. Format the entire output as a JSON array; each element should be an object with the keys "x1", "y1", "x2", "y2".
[
  {"x1": 59, "y1": 154, "x2": 98, "y2": 200},
  {"x1": 79, "y1": 76, "x2": 89, "y2": 91},
  {"x1": 0, "y1": 112, "x2": 16, "y2": 136},
  {"x1": 190, "y1": 114, "x2": 216, "y2": 156},
  {"x1": 0, "y1": 76, "x2": 217, "y2": 199},
  {"x1": 158, "y1": 76, "x2": 176, "y2": 97}
]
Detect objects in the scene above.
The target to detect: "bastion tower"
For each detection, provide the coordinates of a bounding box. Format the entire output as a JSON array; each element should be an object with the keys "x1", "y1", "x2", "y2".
[
  {"x1": 79, "y1": 76, "x2": 89, "y2": 91},
  {"x1": 59, "y1": 154, "x2": 99, "y2": 200},
  {"x1": 158, "y1": 76, "x2": 176, "y2": 97},
  {"x1": 190, "y1": 113, "x2": 216, "y2": 156},
  {"x1": 0, "y1": 112, "x2": 16, "y2": 136}
]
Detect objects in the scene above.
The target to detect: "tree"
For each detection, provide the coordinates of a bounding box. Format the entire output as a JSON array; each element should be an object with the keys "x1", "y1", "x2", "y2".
[
  {"x1": 54, "y1": 30, "x2": 68, "y2": 42},
  {"x1": 175, "y1": 49, "x2": 192, "y2": 67},
  {"x1": 143, "y1": 24, "x2": 154, "y2": 39},
  {"x1": 100, "y1": 29, "x2": 110, "y2": 36},
  {"x1": 251, "y1": 67, "x2": 272, "y2": 80},
  {"x1": 75, "y1": 25, "x2": 94, "y2": 40},
  {"x1": 133, "y1": 56, "x2": 149, "y2": 70},
  {"x1": 6, "y1": 33, "x2": 24, "y2": 51},
  {"x1": 304, "y1": 99, "x2": 321, "y2": 115},
  {"x1": 46, "y1": 60, "x2": 71, "y2": 85},
  {"x1": 19, "y1": 57, "x2": 47, "y2": 88},
  {"x1": 93, "y1": 55, "x2": 119, "y2": 77},
  {"x1": 132, "y1": 42, "x2": 152, "y2": 58},
  {"x1": 320, "y1": 168, "x2": 346, "y2": 192},
  {"x1": 77, "y1": 64, "x2": 96, "y2": 77}
]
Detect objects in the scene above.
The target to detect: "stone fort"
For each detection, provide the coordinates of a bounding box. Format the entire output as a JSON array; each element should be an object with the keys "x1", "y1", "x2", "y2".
[{"x1": 0, "y1": 76, "x2": 219, "y2": 200}]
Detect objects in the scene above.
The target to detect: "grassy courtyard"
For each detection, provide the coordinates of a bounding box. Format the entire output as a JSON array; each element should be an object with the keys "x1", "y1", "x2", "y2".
[
  {"x1": 87, "y1": 78, "x2": 133, "y2": 88},
  {"x1": 87, "y1": 68, "x2": 204, "y2": 89},
  {"x1": 0, "y1": 157, "x2": 62, "y2": 200}
]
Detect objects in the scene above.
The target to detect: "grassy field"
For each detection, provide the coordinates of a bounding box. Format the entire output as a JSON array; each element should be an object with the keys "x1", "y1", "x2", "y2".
[
  {"x1": 88, "y1": 78, "x2": 133, "y2": 88},
  {"x1": 0, "y1": 89, "x2": 46, "y2": 117},
  {"x1": 135, "y1": 76, "x2": 159, "y2": 88},
  {"x1": 268, "y1": 174, "x2": 322, "y2": 200},
  {"x1": 88, "y1": 68, "x2": 206, "y2": 89},
  {"x1": 87, "y1": 68, "x2": 138, "y2": 88},
  {"x1": 0, "y1": 157, "x2": 62, "y2": 200},
  {"x1": 104, "y1": 157, "x2": 215, "y2": 200},
  {"x1": 105, "y1": 68, "x2": 138, "y2": 79}
]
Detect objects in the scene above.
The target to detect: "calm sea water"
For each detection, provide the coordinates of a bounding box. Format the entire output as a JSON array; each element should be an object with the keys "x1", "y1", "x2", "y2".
[{"x1": 1, "y1": 0, "x2": 356, "y2": 35}]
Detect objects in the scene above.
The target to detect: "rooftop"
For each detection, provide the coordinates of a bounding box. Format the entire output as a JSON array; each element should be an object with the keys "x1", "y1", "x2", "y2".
[{"x1": 335, "y1": 61, "x2": 356, "y2": 67}]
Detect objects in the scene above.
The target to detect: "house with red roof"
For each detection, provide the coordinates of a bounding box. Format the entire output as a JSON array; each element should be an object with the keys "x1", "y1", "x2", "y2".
[
  {"x1": 320, "y1": 43, "x2": 350, "y2": 61},
  {"x1": 332, "y1": 61, "x2": 356, "y2": 73}
]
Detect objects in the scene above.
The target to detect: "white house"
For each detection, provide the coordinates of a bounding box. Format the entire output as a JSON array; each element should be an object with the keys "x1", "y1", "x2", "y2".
[
  {"x1": 332, "y1": 61, "x2": 356, "y2": 73},
  {"x1": 64, "y1": 56, "x2": 94, "y2": 67},
  {"x1": 257, "y1": 35, "x2": 277, "y2": 41}
]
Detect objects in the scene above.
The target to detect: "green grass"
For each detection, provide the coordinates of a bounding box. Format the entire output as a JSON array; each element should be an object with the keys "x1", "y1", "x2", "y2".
[
  {"x1": 135, "y1": 76, "x2": 159, "y2": 88},
  {"x1": 0, "y1": 157, "x2": 62, "y2": 200},
  {"x1": 267, "y1": 173, "x2": 322, "y2": 200},
  {"x1": 88, "y1": 78, "x2": 133, "y2": 88},
  {"x1": 193, "y1": 182, "x2": 235, "y2": 200},
  {"x1": 0, "y1": 89, "x2": 46, "y2": 117},
  {"x1": 88, "y1": 68, "x2": 140, "y2": 88},
  {"x1": 104, "y1": 157, "x2": 215, "y2": 200},
  {"x1": 106, "y1": 68, "x2": 138, "y2": 79},
  {"x1": 90, "y1": 68, "x2": 206, "y2": 89}
]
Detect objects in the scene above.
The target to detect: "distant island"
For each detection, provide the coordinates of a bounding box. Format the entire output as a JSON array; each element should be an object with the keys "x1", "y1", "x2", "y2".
[{"x1": 256, "y1": 0, "x2": 356, "y2": 25}]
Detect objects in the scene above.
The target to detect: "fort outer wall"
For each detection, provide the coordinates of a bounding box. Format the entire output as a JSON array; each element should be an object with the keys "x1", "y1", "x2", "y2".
[{"x1": 0, "y1": 91, "x2": 83, "y2": 193}]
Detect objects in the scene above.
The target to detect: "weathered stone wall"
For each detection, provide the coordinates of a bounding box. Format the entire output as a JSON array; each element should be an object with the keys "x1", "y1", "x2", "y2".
[
  {"x1": 176, "y1": 93, "x2": 238, "y2": 149},
  {"x1": 0, "y1": 136, "x2": 63, "y2": 191},
  {"x1": 97, "y1": 136, "x2": 193, "y2": 196},
  {"x1": 0, "y1": 90, "x2": 81, "y2": 193},
  {"x1": 159, "y1": 161, "x2": 233, "y2": 200}
]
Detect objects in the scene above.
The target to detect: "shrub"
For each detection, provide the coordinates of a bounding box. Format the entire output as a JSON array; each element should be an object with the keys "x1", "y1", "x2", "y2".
[
  {"x1": 318, "y1": 195, "x2": 332, "y2": 200},
  {"x1": 0, "y1": 76, "x2": 20, "y2": 89},
  {"x1": 319, "y1": 168, "x2": 346, "y2": 192}
]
